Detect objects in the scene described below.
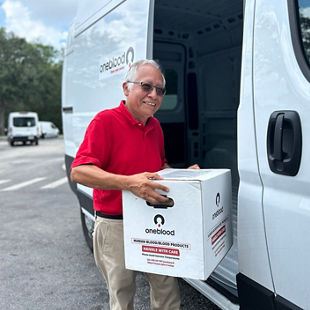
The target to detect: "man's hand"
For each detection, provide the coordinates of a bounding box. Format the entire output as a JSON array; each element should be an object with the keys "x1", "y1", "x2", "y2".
[
  {"x1": 188, "y1": 164, "x2": 200, "y2": 169},
  {"x1": 126, "y1": 172, "x2": 170, "y2": 205}
]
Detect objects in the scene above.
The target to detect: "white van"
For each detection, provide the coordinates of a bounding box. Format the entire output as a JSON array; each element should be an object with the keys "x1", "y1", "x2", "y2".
[
  {"x1": 39, "y1": 121, "x2": 59, "y2": 138},
  {"x1": 8, "y1": 112, "x2": 40, "y2": 146},
  {"x1": 62, "y1": 1, "x2": 310, "y2": 309}
]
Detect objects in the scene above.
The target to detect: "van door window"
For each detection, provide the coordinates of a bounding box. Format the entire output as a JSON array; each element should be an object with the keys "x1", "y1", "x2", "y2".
[
  {"x1": 297, "y1": 0, "x2": 310, "y2": 64},
  {"x1": 13, "y1": 117, "x2": 35, "y2": 127}
]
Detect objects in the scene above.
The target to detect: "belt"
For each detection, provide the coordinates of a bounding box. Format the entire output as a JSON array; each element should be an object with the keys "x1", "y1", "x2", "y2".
[{"x1": 95, "y1": 211, "x2": 123, "y2": 220}]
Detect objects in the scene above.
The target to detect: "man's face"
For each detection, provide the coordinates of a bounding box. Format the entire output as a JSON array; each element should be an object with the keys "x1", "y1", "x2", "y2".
[{"x1": 123, "y1": 64, "x2": 164, "y2": 124}]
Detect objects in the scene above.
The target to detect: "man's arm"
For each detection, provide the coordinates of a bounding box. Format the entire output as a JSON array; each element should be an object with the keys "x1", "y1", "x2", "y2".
[{"x1": 71, "y1": 164, "x2": 170, "y2": 205}]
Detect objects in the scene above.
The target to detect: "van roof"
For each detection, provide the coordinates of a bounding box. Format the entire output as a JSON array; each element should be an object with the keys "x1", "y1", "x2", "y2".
[{"x1": 9, "y1": 112, "x2": 38, "y2": 117}]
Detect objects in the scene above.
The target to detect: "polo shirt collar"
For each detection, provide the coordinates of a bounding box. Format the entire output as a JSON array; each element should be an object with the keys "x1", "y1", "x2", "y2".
[{"x1": 119, "y1": 100, "x2": 155, "y2": 129}]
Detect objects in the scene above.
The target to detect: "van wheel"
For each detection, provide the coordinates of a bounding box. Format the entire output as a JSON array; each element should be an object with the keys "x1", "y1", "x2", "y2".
[
  {"x1": 35, "y1": 138, "x2": 39, "y2": 145},
  {"x1": 80, "y1": 208, "x2": 94, "y2": 251}
]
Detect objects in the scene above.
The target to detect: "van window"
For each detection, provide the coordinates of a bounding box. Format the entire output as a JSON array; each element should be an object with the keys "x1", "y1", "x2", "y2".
[
  {"x1": 297, "y1": 0, "x2": 310, "y2": 65},
  {"x1": 13, "y1": 117, "x2": 35, "y2": 127},
  {"x1": 160, "y1": 68, "x2": 178, "y2": 111}
]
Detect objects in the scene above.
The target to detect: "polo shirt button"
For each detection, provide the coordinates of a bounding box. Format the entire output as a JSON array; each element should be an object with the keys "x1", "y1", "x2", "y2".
[{"x1": 138, "y1": 123, "x2": 142, "y2": 126}]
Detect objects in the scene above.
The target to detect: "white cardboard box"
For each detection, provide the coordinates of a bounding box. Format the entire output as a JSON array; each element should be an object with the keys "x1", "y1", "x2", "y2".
[{"x1": 122, "y1": 169, "x2": 233, "y2": 280}]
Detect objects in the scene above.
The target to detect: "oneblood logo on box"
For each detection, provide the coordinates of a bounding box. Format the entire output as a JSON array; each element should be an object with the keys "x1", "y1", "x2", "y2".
[
  {"x1": 142, "y1": 215, "x2": 180, "y2": 259},
  {"x1": 212, "y1": 192, "x2": 224, "y2": 220},
  {"x1": 154, "y1": 214, "x2": 165, "y2": 227},
  {"x1": 144, "y1": 214, "x2": 175, "y2": 236}
]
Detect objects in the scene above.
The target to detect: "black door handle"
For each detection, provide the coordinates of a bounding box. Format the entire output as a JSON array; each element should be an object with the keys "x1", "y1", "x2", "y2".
[
  {"x1": 267, "y1": 111, "x2": 302, "y2": 176},
  {"x1": 273, "y1": 113, "x2": 284, "y2": 161}
]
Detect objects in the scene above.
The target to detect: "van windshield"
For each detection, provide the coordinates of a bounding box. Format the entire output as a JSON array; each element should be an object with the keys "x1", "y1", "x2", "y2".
[{"x1": 13, "y1": 117, "x2": 35, "y2": 127}]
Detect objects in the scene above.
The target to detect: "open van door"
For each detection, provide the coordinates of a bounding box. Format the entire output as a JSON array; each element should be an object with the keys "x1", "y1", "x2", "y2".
[{"x1": 252, "y1": 1, "x2": 310, "y2": 308}]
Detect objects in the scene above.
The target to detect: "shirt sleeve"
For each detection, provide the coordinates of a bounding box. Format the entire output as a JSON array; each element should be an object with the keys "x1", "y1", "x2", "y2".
[{"x1": 71, "y1": 113, "x2": 111, "y2": 170}]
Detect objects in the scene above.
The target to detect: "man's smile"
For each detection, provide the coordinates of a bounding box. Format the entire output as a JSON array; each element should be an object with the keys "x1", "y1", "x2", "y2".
[{"x1": 143, "y1": 101, "x2": 156, "y2": 107}]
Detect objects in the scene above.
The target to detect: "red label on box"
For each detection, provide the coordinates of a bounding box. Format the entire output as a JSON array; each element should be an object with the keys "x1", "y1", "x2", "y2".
[
  {"x1": 142, "y1": 245, "x2": 180, "y2": 256},
  {"x1": 211, "y1": 225, "x2": 226, "y2": 245}
]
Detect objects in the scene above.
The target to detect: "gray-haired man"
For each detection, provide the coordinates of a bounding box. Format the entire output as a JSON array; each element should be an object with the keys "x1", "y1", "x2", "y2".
[{"x1": 71, "y1": 59, "x2": 182, "y2": 310}]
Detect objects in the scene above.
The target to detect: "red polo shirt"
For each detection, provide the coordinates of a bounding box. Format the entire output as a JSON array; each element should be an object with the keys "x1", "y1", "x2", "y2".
[{"x1": 71, "y1": 101, "x2": 167, "y2": 215}]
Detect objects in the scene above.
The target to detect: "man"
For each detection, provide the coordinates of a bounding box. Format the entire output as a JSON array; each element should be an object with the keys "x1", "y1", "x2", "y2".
[{"x1": 71, "y1": 59, "x2": 196, "y2": 310}]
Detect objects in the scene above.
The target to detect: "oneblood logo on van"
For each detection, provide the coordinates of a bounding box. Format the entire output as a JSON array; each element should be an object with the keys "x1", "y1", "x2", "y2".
[{"x1": 99, "y1": 46, "x2": 134, "y2": 78}]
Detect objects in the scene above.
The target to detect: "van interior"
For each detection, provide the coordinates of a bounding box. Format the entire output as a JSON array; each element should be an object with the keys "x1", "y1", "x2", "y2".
[{"x1": 153, "y1": 0, "x2": 243, "y2": 302}]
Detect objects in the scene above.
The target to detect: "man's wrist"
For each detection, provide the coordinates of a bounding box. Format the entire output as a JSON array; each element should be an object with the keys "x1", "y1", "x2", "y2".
[{"x1": 120, "y1": 175, "x2": 131, "y2": 191}]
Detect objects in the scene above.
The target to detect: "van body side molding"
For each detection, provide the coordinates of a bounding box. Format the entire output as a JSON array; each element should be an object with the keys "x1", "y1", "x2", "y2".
[{"x1": 64, "y1": 155, "x2": 77, "y2": 194}]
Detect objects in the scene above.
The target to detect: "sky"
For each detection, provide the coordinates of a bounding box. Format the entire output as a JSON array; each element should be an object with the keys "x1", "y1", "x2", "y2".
[
  {"x1": 0, "y1": 0, "x2": 78, "y2": 50},
  {"x1": 300, "y1": 0, "x2": 310, "y2": 17},
  {"x1": 0, "y1": 0, "x2": 310, "y2": 51}
]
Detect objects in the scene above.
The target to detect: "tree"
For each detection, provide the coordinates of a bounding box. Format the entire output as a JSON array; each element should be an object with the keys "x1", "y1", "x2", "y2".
[
  {"x1": 299, "y1": 12, "x2": 310, "y2": 65},
  {"x1": 0, "y1": 28, "x2": 63, "y2": 135}
]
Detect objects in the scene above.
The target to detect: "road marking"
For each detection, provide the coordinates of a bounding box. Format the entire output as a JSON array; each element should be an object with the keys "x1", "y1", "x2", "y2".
[
  {"x1": 1, "y1": 177, "x2": 46, "y2": 191},
  {"x1": 0, "y1": 179, "x2": 10, "y2": 185},
  {"x1": 41, "y1": 177, "x2": 67, "y2": 189}
]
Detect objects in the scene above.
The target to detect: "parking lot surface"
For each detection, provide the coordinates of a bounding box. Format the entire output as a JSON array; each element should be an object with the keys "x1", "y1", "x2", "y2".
[{"x1": 0, "y1": 137, "x2": 220, "y2": 309}]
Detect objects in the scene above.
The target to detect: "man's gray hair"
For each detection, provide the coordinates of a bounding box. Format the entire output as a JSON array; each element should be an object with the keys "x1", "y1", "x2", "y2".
[{"x1": 125, "y1": 59, "x2": 166, "y2": 90}]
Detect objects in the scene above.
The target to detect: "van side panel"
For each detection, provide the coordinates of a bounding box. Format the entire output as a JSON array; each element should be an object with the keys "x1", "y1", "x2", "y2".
[
  {"x1": 61, "y1": 0, "x2": 154, "y2": 223},
  {"x1": 68, "y1": 0, "x2": 153, "y2": 154},
  {"x1": 237, "y1": 0, "x2": 274, "y2": 292}
]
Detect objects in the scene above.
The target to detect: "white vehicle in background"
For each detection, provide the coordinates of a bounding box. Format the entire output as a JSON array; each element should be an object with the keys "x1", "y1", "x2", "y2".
[
  {"x1": 8, "y1": 111, "x2": 40, "y2": 146},
  {"x1": 39, "y1": 121, "x2": 59, "y2": 138},
  {"x1": 62, "y1": 0, "x2": 310, "y2": 309}
]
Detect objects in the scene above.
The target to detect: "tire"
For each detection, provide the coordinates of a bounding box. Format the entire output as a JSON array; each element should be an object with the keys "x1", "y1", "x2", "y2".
[
  {"x1": 35, "y1": 138, "x2": 39, "y2": 145},
  {"x1": 80, "y1": 208, "x2": 94, "y2": 251},
  {"x1": 10, "y1": 140, "x2": 14, "y2": 146}
]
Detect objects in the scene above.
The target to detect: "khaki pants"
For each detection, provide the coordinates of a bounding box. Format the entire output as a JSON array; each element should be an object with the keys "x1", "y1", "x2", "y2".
[{"x1": 93, "y1": 217, "x2": 181, "y2": 310}]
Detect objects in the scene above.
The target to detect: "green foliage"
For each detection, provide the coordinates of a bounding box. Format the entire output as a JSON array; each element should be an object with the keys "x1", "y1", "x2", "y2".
[
  {"x1": 299, "y1": 12, "x2": 310, "y2": 64},
  {"x1": 0, "y1": 28, "x2": 63, "y2": 135}
]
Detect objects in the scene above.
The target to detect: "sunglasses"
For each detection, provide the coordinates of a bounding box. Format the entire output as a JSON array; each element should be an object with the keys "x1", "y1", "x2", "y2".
[{"x1": 127, "y1": 81, "x2": 166, "y2": 96}]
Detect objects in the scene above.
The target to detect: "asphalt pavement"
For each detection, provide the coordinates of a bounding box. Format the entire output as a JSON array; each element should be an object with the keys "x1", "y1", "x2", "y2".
[{"x1": 0, "y1": 137, "x2": 220, "y2": 310}]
